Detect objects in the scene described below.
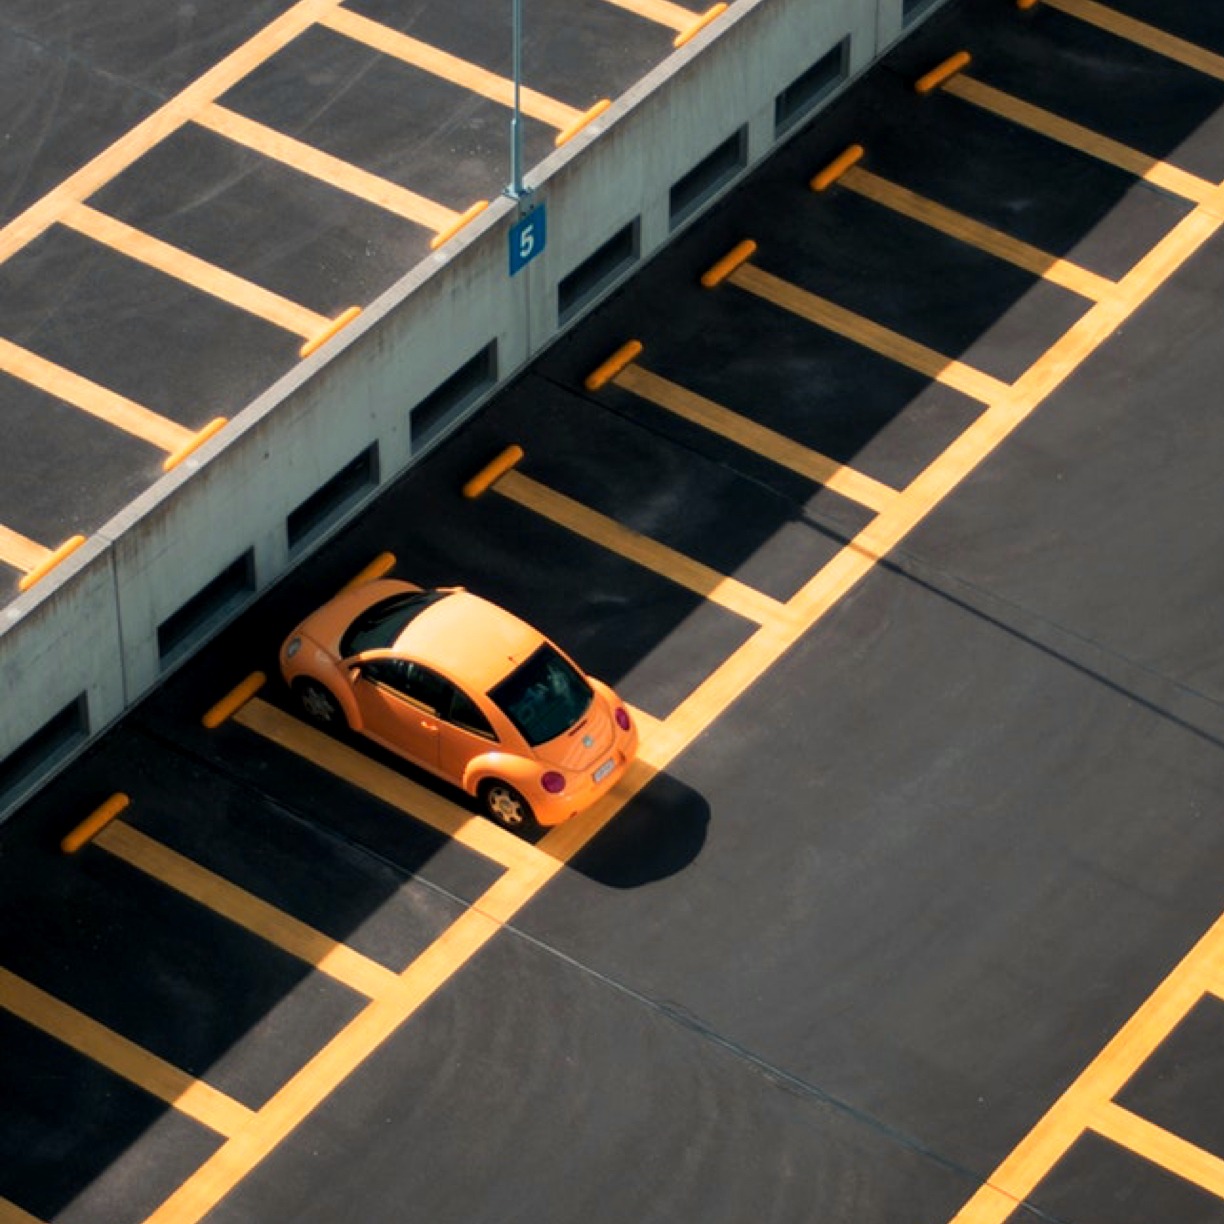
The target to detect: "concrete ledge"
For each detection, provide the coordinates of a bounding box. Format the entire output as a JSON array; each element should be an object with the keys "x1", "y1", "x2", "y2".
[{"x1": 0, "y1": 0, "x2": 952, "y2": 820}]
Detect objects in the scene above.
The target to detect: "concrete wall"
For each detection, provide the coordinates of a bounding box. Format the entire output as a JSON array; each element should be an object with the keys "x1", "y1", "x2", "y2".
[{"x1": 0, "y1": 0, "x2": 951, "y2": 819}]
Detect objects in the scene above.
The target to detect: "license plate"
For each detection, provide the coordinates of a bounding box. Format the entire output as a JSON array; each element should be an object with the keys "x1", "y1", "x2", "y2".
[{"x1": 593, "y1": 758, "x2": 615, "y2": 784}]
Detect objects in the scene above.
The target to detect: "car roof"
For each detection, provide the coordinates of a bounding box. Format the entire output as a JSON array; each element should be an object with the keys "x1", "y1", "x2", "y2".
[{"x1": 398, "y1": 590, "x2": 545, "y2": 693}]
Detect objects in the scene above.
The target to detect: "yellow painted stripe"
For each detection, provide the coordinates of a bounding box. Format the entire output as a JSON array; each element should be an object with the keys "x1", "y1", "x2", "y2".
[
  {"x1": 729, "y1": 262, "x2": 1012, "y2": 406},
  {"x1": 599, "y1": 0, "x2": 697, "y2": 32},
  {"x1": 0, "y1": 1195, "x2": 48, "y2": 1224},
  {"x1": 0, "y1": 0, "x2": 350, "y2": 266},
  {"x1": 144, "y1": 902, "x2": 507, "y2": 1224},
  {"x1": 95, "y1": 820, "x2": 400, "y2": 999},
  {"x1": 624, "y1": 701, "x2": 666, "y2": 745},
  {"x1": 949, "y1": 735, "x2": 1224, "y2": 1221},
  {"x1": 0, "y1": 965, "x2": 253, "y2": 1137},
  {"x1": 320, "y1": 8, "x2": 581, "y2": 130},
  {"x1": 233, "y1": 698, "x2": 547, "y2": 875},
  {"x1": 133, "y1": 53, "x2": 1224, "y2": 1224},
  {"x1": 1013, "y1": 204, "x2": 1224, "y2": 407},
  {"x1": 62, "y1": 204, "x2": 329, "y2": 338},
  {"x1": 1042, "y1": 0, "x2": 1224, "y2": 82},
  {"x1": 496, "y1": 468, "x2": 796, "y2": 628},
  {"x1": 615, "y1": 362, "x2": 897, "y2": 513},
  {"x1": 137, "y1": 154, "x2": 1224, "y2": 1214},
  {"x1": 196, "y1": 104, "x2": 459, "y2": 233},
  {"x1": 944, "y1": 75, "x2": 1219, "y2": 206},
  {"x1": 1090, "y1": 1100, "x2": 1224, "y2": 1197},
  {"x1": 0, "y1": 336, "x2": 193, "y2": 453},
  {"x1": 842, "y1": 166, "x2": 1115, "y2": 301},
  {"x1": 0, "y1": 525, "x2": 50, "y2": 574}
]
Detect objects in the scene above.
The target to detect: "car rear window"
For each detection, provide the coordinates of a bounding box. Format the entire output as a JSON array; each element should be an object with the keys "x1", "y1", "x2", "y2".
[
  {"x1": 488, "y1": 644, "x2": 593, "y2": 747},
  {"x1": 340, "y1": 590, "x2": 448, "y2": 657}
]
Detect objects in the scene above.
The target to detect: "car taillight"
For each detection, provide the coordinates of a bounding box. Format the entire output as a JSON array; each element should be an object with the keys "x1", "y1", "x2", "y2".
[
  {"x1": 541, "y1": 771, "x2": 566, "y2": 794},
  {"x1": 614, "y1": 707, "x2": 631, "y2": 731}
]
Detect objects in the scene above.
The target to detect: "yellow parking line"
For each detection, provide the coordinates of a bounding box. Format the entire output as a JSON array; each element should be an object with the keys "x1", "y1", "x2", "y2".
[
  {"x1": 0, "y1": 964, "x2": 254, "y2": 1138},
  {"x1": 950, "y1": 839, "x2": 1224, "y2": 1220},
  {"x1": 196, "y1": 104, "x2": 459, "y2": 234},
  {"x1": 61, "y1": 204, "x2": 330, "y2": 339},
  {"x1": 95, "y1": 820, "x2": 401, "y2": 998},
  {"x1": 1013, "y1": 202, "x2": 1224, "y2": 407},
  {"x1": 233, "y1": 698, "x2": 548, "y2": 875},
  {"x1": 841, "y1": 165, "x2": 1115, "y2": 301},
  {"x1": 0, "y1": 525, "x2": 50, "y2": 575},
  {"x1": 0, "y1": 1196, "x2": 45, "y2": 1224},
  {"x1": 140, "y1": 156, "x2": 1224, "y2": 1213},
  {"x1": 495, "y1": 468, "x2": 797, "y2": 629},
  {"x1": 1040, "y1": 0, "x2": 1224, "y2": 82},
  {"x1": 145, "y1": 902, "x2": 506, "y2": 1224},
  {"x1": 943, "y1": 75, "x2": 1220, "y2": 207},
  {"x1": 0, "y1": 0, "x2": 349, "y2": 266},
  {"x1": 729, "y1": 261, "x2": 1013, "y2": 406},
  {"x1": 599, "y1": 0, "x2": 696, "y2": 32},
  {"x1": 614, "y1": 361, "x2": 898, "y2": 513},
  {"x1": 320, "y1": 8, "x2": 581, "y2": 131},
  {"x1": 0, "y1": 336, "x2": 193, "y2": 454},
  {"x1": 1090, "y1": 1099, "x2": 1224, "y2": 1198}
]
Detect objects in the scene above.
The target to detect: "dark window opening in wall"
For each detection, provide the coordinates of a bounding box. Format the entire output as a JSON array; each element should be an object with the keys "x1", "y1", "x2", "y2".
[
  {"x1": 558, "y1": 221, "x2": 639, "y2": 323},
  {"x1": 411, "y1": 342, "x2": 498, "y2": 447},
  {"x1": 0, "y1": 695, "x2": 88, "y2": 806},
  {"x1": 774, "y1": 39, "x2": 848, "y2": 135},
  {"x1": 288, "y1": 445, "x2": 379, "y2": 553},
  {"x1": 903, "y1": 0, "x2": 940, "y2": 23},
  {"x1": 670, "y1": 129, "x2": 747, "y2": 229},
  {"x1": 157, "y1": 551, "x2": 254, "y2": 667}
]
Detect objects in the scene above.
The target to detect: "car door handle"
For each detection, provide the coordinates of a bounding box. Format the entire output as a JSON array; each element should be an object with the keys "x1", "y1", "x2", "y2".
[{"x1": 420, "y1": 719, "x2": 438, "y2": 732}]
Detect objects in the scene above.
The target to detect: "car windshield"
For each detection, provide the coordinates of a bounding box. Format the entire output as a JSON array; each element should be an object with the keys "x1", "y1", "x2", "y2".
[
  {"x1": 488, "y1": 644, "x2": 593, "y2": 747},
  {"x1": 340, "y1": 590, "x2": 448, "y2": 657}
]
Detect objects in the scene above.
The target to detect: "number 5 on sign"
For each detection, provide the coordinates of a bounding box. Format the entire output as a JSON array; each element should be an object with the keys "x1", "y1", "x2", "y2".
[{"x1": 509, "y1": 205, "x2": 546, "y2": 275}]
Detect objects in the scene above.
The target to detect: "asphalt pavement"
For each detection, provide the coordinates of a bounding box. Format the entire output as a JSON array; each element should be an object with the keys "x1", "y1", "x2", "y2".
[
  {"x1": 0, "y1": 0, "x2": 682, "y2": 599},
  {"x1": 4, "y1": 1, "x2": 1224, "y2": 1222}
]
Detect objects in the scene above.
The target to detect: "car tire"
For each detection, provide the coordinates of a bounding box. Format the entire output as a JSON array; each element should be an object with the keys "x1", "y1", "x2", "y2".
[
  {"x1": 292, "y1": 678, "x2": 346, "y2": 729},
  {"x1": 480, "y1": 780, "x2": 538, "y2": 833}
]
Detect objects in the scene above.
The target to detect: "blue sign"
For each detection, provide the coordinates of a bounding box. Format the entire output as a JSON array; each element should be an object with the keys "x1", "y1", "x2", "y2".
[{"x1": 509, "y1": 205, "x2": 546, "y2": 276}]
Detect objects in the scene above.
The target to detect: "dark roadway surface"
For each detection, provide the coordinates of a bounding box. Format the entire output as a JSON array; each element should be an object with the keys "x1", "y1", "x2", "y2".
[
  {"x1": 4, "y1": 1, "x2": 1224, "y2": 1222},
  {"x1": 0, "y1": 0, "x2": 686, "y2": 594}
]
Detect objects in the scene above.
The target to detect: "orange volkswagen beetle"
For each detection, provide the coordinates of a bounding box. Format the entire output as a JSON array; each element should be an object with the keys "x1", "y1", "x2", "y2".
[{"x1": 280, "y1": 579, "x2": 638, "y2": 830}]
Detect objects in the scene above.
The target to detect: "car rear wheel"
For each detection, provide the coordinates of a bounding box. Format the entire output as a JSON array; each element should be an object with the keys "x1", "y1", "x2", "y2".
[
  {"x1": 480, "y1": 780, "x2": 538, "y2": 833},
  {"x1": 293, "y1": 678, "x2": 346, "y2": 729}
]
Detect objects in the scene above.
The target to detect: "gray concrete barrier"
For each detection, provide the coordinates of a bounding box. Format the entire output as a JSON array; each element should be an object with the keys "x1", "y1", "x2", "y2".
[{"x1": 0, "y1": 0, "x2": 950, "y2": 819}]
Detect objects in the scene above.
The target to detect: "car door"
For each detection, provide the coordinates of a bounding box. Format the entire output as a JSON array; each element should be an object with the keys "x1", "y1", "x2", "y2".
[
  {"x1": 434, "y1": 683, "x2": 502, "y2": 781},
  {"x1": 351, "y1": 658, "x2": 442, "y2": 770}
]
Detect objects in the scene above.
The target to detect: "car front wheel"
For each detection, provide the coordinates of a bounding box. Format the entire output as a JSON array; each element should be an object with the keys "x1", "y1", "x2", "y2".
[
  {"x1": 293, "y1": 678, "x2": 346, "y2": 729},
  {"x1": 480, "y1": 780, "x2": 538, "y2": 833}
]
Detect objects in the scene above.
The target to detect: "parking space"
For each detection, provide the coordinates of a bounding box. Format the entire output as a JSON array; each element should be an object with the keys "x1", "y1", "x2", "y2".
[
  {"x1": 0, "y1": 0, "x2": 729, "y2": 604},
  {"x1": 4, "y1": 0, "x2": 1224, "y2": 1221}
]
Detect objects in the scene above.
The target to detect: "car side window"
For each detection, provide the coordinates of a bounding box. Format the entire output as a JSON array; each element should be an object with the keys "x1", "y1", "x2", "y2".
[
  {"x1": 360, "y1": 659, "x2": 445, "y2": 713},
  {"x1": 360, "y1": 658, "x2": 414, "y2": 693},
  {"x1": 359, "y1": 660, "x2": 495, "y2": 738},
  {"x1": 448, "y1": 688, "x2": 496, "y2": 739},
  {"x1": 400, "y1": 662, "x2": 451, "y2": 713}
]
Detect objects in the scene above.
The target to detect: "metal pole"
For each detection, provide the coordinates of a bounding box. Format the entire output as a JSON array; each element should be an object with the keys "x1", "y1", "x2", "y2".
[{"x1": 509, "y1": 0, "x2": 524, "y2": 199}]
